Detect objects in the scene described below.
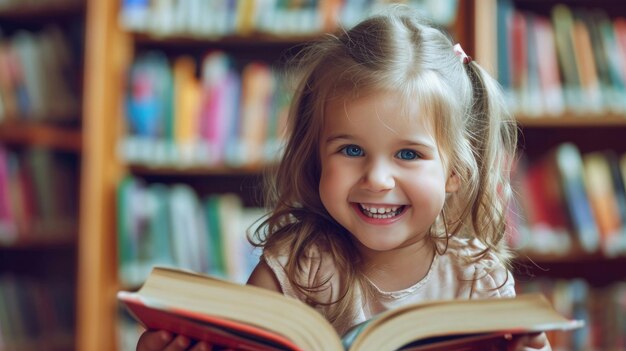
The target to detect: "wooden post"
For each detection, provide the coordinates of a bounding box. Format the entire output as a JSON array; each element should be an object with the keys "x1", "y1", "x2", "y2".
[{"x1": 76, "y1": 0, "x2": 130, "y2": 350}]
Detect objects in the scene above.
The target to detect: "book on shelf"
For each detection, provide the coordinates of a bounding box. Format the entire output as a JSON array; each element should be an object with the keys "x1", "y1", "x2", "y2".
[
  {"x1": 596, "y1": 11, "x2": 626, "y2": 113},
  {"x1": 533, "y1": 15, "x2": 565, "y2": 116},
  {"x1": 580, "y1": 9, "x2": 616, "y2": 113},
  {"x1": 118, "y1": 266, "x2": 583, "y2": 351},
  {"x1": 172, "y1": 56, "x2": 202, "y2": 165},
  {"x1": 553, "y1": 143, "x2": 601, "y2": 253},
  {"x1": 169, "y1": 184, "x2": 208, "y2": 273},
  {"x1": 509, "y1": 10, "x2": 528, "y2": 116},
  {"x1": 237, "y1": 62, "x2": 273, "y2": 166},
  {"x1": 570, "y1": 10, "x2": 603, "y2": 113},
  {"x1": 199, "y1": 51, "x2": 233, "y2": 166},
  {"x1": 616, "y1": 19, "x2": 626, "y2": 87},
  {"x1": 552, "y1": 4, "x2": 582, "y2": 113},
  {"x1": 521, "y1": 150, "x2": 573, "y2": 254},
  {"x1": 606, "y1": 151, "x2": 626, "y2": 235},
  {"x1": 496, "y1": 0, "x2": 514, "y2": 108},
  {"x1": 204, "y1": 194, "x2": 226, "y2": 277},
  {"x1": 582, "y1": 152, "x2": 625, "y2": 255}
]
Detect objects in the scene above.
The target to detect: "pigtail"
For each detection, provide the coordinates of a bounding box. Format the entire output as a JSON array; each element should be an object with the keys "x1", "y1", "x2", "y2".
[{"x1": 461, "y1": 61, "x2": 517, "y2": 268}]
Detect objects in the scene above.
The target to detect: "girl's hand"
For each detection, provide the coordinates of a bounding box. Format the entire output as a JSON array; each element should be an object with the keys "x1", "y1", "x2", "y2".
[
  {"x1": 506, "y1": 332, "x2": 551, "y2": 351},
  {"x1": 137, "y1": 330, "x2": 211, "y2": 351}
]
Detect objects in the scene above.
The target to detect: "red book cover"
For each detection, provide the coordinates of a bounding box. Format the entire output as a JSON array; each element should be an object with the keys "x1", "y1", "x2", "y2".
[{"x1": 118, "y1": 292, "x2": 301, "y2": 351}]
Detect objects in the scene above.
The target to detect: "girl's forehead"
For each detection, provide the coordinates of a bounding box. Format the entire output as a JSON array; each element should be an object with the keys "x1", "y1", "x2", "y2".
[
  {"x1": 324, "y1": 89, "x2": 436, "y2": 130},
  {"x1": 320, "y1": 98, "x2": 438, "y2": 152}
]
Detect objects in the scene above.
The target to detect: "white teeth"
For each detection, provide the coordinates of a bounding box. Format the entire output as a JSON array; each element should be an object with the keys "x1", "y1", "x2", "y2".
[
  {"x1": 360, "y1": 204, "x2": 398, "y2": 213},
  {"x1": 358, "y1": 204, "x2": 402, "y2": 218}
]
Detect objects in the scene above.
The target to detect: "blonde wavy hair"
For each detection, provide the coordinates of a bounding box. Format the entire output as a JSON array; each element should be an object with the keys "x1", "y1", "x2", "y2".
[{"x1": 251, "y1": 6, "x2": 517, "y2": 325}]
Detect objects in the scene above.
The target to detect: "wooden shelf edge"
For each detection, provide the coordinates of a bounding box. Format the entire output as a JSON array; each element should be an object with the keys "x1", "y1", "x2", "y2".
[
  {"x1": 0, "y1": 1, "x2": 84, "y2": 20},
  {"x1": 128, "y1": 164, "x2": 269, "y2": 176},
  {"x1": 0, "y1": 122, "x2": 82, "y2": 152},
  {"x1": 0, "y1": 235, "x2": 76, "y2": 250},
  {"x1": 517, "y1": 113, "x2": 626, "y2": 128},
  {"x1": 513, "y1": 252, "x2": 626, "y2": 286},
  {"x1": 132, "y1": 31, "x2": 329, "y2": 47}
]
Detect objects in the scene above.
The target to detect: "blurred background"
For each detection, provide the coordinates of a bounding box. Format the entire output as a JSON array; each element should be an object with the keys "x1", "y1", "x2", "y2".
[{"x1": 1, "y1": 0, "x2": 626, "y2": 350}]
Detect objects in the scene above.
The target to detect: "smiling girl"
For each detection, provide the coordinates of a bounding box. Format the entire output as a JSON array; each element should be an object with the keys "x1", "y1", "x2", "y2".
[{"x1": 137, "y1": 5, "x2": 550, "y2": 351}]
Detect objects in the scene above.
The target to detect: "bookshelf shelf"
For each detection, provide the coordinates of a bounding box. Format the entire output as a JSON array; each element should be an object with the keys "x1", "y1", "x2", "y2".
[
  {"x1": 0, "y1": 1, "x2": 84, "y2": 21},
  {"x1": 517, "y1": 114, "x2": 626, "y2": 128},
  {"x1": 515, "y1": 254, "x2": 626, "y2": 286},
  {"x1": 0, "y1": 232, "x2": 77, "y2": 250},
  {"x1": 0, "y1": 122, "x2": 82, "y2": 152},
  {"x1": 128, "y1": 164, "x2": 267, "y2": 177},
  {"x1": 133, "y1": 32, "x2": 321, "y2": 48}
]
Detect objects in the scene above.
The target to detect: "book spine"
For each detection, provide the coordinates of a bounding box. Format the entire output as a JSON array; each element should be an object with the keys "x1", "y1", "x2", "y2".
[{"x1": 582, "y1": 152, "x2": 623, "y2": 255}]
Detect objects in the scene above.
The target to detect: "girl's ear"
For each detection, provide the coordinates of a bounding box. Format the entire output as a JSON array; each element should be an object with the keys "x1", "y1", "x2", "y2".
[{"x1": 445, "y1": 172, "x2": 460, "y2": 193}]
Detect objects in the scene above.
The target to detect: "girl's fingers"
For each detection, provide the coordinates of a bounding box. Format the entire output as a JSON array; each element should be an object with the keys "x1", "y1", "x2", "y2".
[
  {"x1": 162, "y1": 335, "x2": 192, "y2": 351},
  {"x1": 137, "y1": 330, "x2": 173, "y2": 351},
  {"x1": 506, "y1": 332, "x2": 551, "y2": 351},
  {"x1": 137, "y1": 330, "x2": 212, "y2": 351},
  {"x1": 525, "y1": 332, "x2": 549, "y2": 349}
]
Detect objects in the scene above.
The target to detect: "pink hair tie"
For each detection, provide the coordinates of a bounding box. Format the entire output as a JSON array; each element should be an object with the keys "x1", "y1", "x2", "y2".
[{"x1": 453, "y1": 43, "x2": 472, "y2": 64}]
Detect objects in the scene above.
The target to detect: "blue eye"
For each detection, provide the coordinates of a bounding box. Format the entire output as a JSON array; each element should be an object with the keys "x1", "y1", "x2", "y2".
[
  {"x1": 396, "y1": 149, "x2": 419, "y2": 160},
  {"x1": 341, "y1": 145, "x2": 364, "y2": 157}
]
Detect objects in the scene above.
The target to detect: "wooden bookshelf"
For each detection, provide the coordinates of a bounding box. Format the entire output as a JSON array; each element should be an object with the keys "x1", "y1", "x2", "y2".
[
  {"x1": 76, "y1": 0, "x2": 130, "y2": 350},
  {"x1": 76, "y1": 0, "x2": 626, "y2": 349},
  {"x1": 0, "y1": 1, "x2": 85, "y2": 349},
  {"x1": 0, "y1": 122, "x2": 82, "y2": 152}
]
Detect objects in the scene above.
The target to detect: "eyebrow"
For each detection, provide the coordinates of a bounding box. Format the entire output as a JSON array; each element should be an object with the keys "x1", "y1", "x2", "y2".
[
  {"x1": 325, "y1": 134, "x2": 436, "y2": 151},
  {"x1": 403, "y1": 140, "x2": 436, "y2": 151},
  {"x1": 324, "y1": 134, "x2": 353, "y2": 143}
]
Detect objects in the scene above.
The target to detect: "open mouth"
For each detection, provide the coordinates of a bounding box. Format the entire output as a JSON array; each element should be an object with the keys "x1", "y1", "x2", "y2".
[{"x1": 358, "y1": 204, "x2": 406, "y2": 219}]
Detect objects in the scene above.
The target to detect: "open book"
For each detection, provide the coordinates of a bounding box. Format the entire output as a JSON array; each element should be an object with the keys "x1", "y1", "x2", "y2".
[{"x1": 118, "y1": 267, "x2": 584, "y2": 351}]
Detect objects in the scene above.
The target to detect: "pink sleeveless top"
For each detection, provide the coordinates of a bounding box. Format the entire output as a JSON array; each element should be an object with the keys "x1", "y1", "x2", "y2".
[{"x1": 263, "y1": 236, "x2": 515, "y2": 335}]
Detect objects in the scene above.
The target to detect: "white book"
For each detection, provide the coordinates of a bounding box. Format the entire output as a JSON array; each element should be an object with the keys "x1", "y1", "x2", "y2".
[{"x1": 169, "y1": 185, "x2": 208, "y2": 272}]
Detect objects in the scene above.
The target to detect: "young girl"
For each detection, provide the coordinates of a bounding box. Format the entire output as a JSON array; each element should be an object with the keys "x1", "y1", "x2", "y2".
[{"x1": 138, "y1": 6, "x2": 550, "y2": 351}]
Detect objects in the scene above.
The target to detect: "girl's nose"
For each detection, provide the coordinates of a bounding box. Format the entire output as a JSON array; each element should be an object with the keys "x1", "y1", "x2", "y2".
[{"x1": 362, "y1": 160, "x2": 395, "y2": 192}]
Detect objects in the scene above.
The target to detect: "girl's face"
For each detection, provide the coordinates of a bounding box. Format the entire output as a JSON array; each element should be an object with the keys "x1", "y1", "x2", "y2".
[{"x1": 319, "y1": 90, "x2": 459, "y2": 253}]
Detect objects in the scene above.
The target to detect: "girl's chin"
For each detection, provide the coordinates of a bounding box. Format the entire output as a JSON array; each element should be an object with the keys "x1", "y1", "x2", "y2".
[
  {"x1": 352, "y1": 236, "x2": 407, "y2": 253},
  {"x1": 351, "y1": 230, "x2": 430, "y2": 254}
]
